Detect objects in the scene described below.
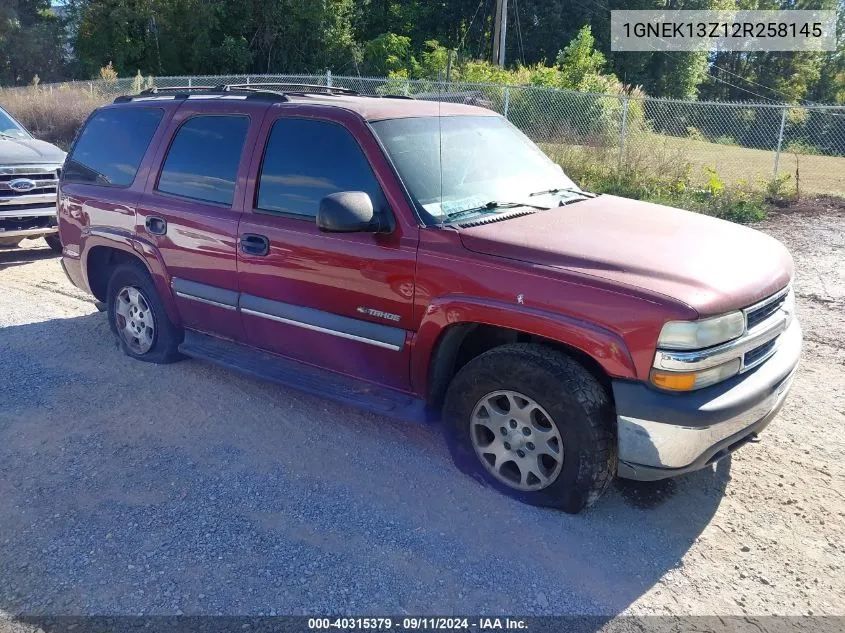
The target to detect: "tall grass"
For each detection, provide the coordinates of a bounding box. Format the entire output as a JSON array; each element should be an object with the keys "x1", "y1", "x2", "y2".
[
  {"x1": 540, "y1": 135, "x2": 772, "y2": 224},
  {"x1": 0, "y1": 83, "x2": 786, "y2": 223},
  {"x1": 0, "y1": 84, "x2": 110, "y2": 150}
]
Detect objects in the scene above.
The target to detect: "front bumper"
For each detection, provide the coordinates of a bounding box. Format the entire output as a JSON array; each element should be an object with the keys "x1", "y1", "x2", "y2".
[
  {"x1": 613, "y1": 318, "x2": 801, "y2": 481},
  {"x1": 0, "y1": 206, "x2": 58, "y2": 239}
]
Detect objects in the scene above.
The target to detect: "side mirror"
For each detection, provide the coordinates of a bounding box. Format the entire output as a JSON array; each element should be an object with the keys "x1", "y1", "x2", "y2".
[{"x1": 317, "y1": 192, "x2": 379, "y2": 233}]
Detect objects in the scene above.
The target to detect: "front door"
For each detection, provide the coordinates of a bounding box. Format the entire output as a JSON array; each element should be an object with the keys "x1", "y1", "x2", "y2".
[
  {"x1": 237, "y1": 110, "x2": 419, "y2": 391},
  {"x1": 138, "y1": 101, "x2": 264, "y2": 341}
]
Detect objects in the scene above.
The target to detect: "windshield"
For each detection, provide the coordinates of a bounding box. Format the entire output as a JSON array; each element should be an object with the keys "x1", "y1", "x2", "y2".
[
  {"x1": 0, "y1": 107, "x2": 29, "y2": 139},
  {"x1": 371, "y1": 115, "x2": 580, "y2": 224}
]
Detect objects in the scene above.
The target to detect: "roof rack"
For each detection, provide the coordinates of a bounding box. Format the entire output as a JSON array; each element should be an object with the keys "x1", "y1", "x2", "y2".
[
  {"x1": 139, "y1": 86, "x2": 217, "y2": 94},
  {"x1": 114, "y1": 84, "x2": 290, "y2": 104},
  {"x1": 113, "y1": 82, "x2": 360, "y2": 104},
  {"x1": 219, "y1": 82, "x2": 358, "y2": 96}
]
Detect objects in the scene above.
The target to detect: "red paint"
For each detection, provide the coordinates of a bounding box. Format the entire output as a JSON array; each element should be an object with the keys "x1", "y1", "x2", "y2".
[{"x1": 59, "y1": 94, "x2": 793, "y2": 403}]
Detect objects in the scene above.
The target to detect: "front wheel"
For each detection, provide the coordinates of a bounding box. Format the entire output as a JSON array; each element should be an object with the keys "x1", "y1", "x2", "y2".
[
  {"x1": 45, "y1": 234, "x2": 63, "y2": 253},
  {"x1": 106, "y1": 262, "x2": 183, "y2": 364},
  {"x1": 442, "y1": 343, "x2": 616, "y2": 513}
]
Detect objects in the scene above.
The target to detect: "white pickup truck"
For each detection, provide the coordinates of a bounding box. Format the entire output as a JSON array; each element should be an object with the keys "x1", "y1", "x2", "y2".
[{"x1": 0, "y1": 104, "x2": 66, "y2": 252}]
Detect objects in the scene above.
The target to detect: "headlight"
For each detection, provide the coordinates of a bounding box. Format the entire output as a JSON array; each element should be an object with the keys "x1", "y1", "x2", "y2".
[
  {"x1": 650, "y1": 358, "x2": 741, "y2": 392},
  {"x1": 657, "y1": 311, "x2": 745, "y2": 350}
]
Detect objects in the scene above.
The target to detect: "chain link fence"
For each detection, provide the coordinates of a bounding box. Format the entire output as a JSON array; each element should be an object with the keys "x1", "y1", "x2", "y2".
[{"x1": 3, "y1": 73, "x2": 844, "y2": 196}]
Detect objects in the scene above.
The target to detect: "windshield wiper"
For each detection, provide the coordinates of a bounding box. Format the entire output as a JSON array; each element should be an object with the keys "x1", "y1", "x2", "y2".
[
  {"x1": 443, "y1": 200, "x2": 551, "y2": 223},
  {"x1": 528, "y1": 187, "x2": 597, "y2": 199}
]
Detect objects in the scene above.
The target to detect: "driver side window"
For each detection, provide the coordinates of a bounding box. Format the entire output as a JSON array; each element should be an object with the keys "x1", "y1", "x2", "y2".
[{"x1": 256, "y1": 118, "x2": 386, "y2": 218}]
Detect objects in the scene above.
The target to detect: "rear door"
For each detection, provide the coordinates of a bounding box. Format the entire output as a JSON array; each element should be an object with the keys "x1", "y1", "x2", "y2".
[
  {"x1": 138, "y1": 100, "x2": 265, "y2": 341},
  {"x1": 236, "y1": 109, "x2": 419, "y2": 391},
  {"x1": 60, "y1": 105, "x2": 169, "y2": 263}
]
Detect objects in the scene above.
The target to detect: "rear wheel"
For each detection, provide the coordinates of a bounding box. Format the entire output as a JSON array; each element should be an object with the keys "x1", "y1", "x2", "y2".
[
  {"x1": 442, "y1": 343, "x2": 616, "y2": 513},
  {"x1": 45, "y1": 234, "x2": 63, "y2": 253},
  {"x1": 106, "y1": 262, "x2": 183, "y2": 364}
]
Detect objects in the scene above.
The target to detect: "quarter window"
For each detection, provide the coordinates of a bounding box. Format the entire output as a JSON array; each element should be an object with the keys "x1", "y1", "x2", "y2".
[
  {"x1": 157, "y1": 115, "x2": 249, "y2": 206},
  {"x1": 64, "y1": 108, "x2": 163, "y2": 186},
  {"x1": 257, "y1": 118, "x2": 385, "y2": 217}
]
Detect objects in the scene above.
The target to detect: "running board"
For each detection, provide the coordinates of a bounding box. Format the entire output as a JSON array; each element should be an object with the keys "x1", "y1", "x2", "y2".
[{"x1": 178, "y1": 330, "x2": 427, "y2": 423}]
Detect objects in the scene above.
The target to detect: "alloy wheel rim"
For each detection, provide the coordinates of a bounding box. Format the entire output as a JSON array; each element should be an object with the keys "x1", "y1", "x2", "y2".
[
  {"x1": 115, "y1": 286, "x2": 155, "y2": 354},
  {"x1": 470, "y1": 390, "x2": 564, "y2": 491}
]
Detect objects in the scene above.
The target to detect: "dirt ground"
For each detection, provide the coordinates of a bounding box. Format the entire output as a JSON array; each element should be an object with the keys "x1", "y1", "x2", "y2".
[{"x1": 0, "y1": 200, "x2": 843, "y2": 621}]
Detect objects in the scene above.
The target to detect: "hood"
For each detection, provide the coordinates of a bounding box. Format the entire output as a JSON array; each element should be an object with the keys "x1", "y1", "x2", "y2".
[
  {"x1": 458, "y1": 195, "x2": 793, "y2": 316},
  {"x1": 0, "y1": 136, "x2": 66, "y2": 165}
]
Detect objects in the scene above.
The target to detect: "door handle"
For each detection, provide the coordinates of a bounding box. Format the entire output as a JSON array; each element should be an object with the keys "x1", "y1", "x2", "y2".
[
  {"x1": 240, "y1": 233, "x2": 270, "y2": 256},
  {"x1": 144, "y1": 215, "x2": 167, "y2": 236}
]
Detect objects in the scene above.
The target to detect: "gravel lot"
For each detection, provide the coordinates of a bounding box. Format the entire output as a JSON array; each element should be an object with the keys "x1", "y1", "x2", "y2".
[{"x1": 0, "y1": 204, "x2": 843, "y2": 620}]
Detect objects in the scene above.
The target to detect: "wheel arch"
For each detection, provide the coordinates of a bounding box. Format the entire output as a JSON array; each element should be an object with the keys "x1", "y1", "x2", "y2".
[
  {"x1": 85, "y1": 244, "x2": 143, "y2": 302},
  {"x1": 426, "y1": 322, "x2": 616, "y2": 412},
  {"x1": 82, "y1": 232, "x2": 179, "y2": 324},
  {"x1": 415, "y1": 297, "x2": 636, "y2": 414}
]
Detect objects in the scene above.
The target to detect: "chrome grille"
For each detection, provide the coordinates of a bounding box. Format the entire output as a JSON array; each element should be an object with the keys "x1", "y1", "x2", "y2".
[
  {"x1": 744, "y1": 338, "x2": 777, "y2": 368},
  {"x1": 746, "y1": 291, "x2": 788, "y2": 331},
  {"x1": 0, "y1": 165, "x2": 61, "y2": 211},
  {"x1": 739, "y1": 285, "x2": 793, "y2": 371},
  {"x1": 654, "y1": 285, "x2": 794, "y2": 376}
]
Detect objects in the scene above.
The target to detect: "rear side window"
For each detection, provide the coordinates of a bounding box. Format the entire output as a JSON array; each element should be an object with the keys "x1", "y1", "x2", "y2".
[
  {"x1": 256, "y1": 118, "x2": 385, "y2": 217},
  {"x1": 64, "y1": 108, "x2": 163, "y2": 186},
  {"x1": 157, "y1": 115, "x2": 249, "y2": 206}
]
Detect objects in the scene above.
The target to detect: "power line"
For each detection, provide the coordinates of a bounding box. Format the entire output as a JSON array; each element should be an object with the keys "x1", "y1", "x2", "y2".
[
  {"x1": 513, "y1": 0, "x2": 526, "y2": 65},
  {"x1": 706, "y1": 55, "x2": 803, "y2": 104},
  {"x1": 474, "y1": 0, "x2": 492, "y2": 60},
  {"x1": 566, "y1": 0, "x2": 783, "y2": 102},
  {"x1": 458, "y1": 0, "x2": 486, "y2": 58}
]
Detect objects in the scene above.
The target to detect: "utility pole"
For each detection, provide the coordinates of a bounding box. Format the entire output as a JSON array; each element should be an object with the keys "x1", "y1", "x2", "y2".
[{"x1": 492, "y1": 0, "x2": 509, "y2": 67}]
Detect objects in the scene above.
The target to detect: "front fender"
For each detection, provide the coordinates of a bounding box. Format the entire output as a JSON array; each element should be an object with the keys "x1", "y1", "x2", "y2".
[{"x1": 411, "y1": 295, "x2": 637, "y2": 394}]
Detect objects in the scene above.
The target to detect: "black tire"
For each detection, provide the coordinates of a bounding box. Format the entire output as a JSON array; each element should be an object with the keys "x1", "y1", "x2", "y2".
[
  {"x1": 44, "y1": 234, "x2": 63, "y2": 253},
  {"x1": 106, "y1": 261, "x2": 183, "y2": 364},
  {"x1": 442, "y1": 343, "x2": 616, "y2": 513}
]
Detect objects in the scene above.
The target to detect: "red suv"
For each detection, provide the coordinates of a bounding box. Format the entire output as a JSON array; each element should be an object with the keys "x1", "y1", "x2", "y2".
[{"x1": 57, "y1": 84, "x2": 800, "y2": 513}]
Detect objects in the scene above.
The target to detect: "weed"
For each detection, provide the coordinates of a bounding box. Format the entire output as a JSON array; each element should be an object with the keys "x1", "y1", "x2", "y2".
[
  {"x1": 0, "y1": 84, "x2": 110, "y2": 149},
  {"x1": 541, "y1": 139, "x2": 767, "y2": 223}
]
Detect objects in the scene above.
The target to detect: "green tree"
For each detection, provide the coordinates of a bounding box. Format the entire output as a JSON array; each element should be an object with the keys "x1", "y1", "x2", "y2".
[
  {"x1": 0, "y1": 0, "x2": 67, "y2": 85},
  {"x1": 362, "y1": 32, "x2": 414, "y2": 76},
  {"x1": 555, "y1": 25, "x2": 608, "y2": 89}
]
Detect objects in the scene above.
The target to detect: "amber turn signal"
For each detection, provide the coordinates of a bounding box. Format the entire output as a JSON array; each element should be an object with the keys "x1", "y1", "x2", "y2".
[{"x1": 650, "y1": 370, "x2": 697, "y2": 391}]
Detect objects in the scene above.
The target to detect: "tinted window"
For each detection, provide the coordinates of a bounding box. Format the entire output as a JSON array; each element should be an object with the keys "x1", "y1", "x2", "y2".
[
  {"x1": 157, "y1": 115, "x2": 249, "y2": 205},
  {"x1": 64, "y1": 108, "x2": 163, "y2": 186},
  {"x1": 257, "y1": 118, "x2": 384, "y2": 217}
]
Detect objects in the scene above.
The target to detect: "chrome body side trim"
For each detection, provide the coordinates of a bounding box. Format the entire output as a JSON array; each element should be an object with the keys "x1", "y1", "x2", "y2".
[
  {"x1": 240, "y1": 307, "x2": 403, "y2": 351},
  {"x1": 175, "y1": 291, "x2": 237, "y2": 311},
  {"x1": 171, "y1": 277, "x2": 239, "y2": 309},
  {"x1": 239, "y1": 293, "x2": 407, "y2": 352},
  {"x1": 168, "y1": 278, "x2": 406, "y2": 352}
]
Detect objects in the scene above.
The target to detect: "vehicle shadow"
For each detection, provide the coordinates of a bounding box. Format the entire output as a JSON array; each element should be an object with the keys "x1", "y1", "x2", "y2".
[
  {"x1": 0, "y1": 312, "x2": 730, "y2": 620},
  {"x1": 0, "y1": 245, "x2": 58, "y2": 270}
]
